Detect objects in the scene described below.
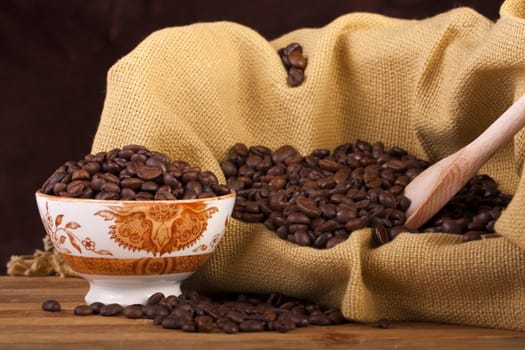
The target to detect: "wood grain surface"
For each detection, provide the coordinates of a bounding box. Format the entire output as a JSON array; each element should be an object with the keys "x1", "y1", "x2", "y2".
[{"x1": 0, "y1": 276, "x2": 523, "y2": 349}]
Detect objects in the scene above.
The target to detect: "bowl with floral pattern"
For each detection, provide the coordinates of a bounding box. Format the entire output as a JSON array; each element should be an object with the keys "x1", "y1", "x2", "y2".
[{"x1": 35, "y1": 191, "x2": 235, "y2": 306}]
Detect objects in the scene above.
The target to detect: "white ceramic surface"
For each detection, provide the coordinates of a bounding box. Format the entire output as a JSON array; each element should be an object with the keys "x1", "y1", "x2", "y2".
[{"x1": 35, "y1": 191, "x2": 235, "y2": 305}]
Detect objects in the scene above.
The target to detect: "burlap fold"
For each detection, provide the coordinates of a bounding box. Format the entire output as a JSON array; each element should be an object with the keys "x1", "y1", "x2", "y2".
[{"x1": 91, "y1": 0, "x2": 525, "y2": 331}]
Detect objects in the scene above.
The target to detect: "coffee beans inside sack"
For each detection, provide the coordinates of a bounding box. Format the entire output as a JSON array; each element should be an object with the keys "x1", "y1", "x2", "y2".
[{"x1": 220, "y1": 140, "x2": 512, "y2": 248}]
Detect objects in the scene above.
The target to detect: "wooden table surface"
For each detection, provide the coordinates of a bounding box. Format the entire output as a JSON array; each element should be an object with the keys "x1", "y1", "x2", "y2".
[{"x1": 0, "y1": 276, "x2": 523, "y2": 350}]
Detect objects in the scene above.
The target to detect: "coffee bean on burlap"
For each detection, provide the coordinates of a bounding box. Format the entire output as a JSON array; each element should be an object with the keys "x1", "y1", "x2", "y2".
[{"x1": 278, "y1": 43, "x2": 308, "y2": 87}]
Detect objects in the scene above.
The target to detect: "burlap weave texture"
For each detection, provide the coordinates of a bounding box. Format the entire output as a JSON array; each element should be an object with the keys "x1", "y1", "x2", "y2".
[{"x1": 92, "y1": 0, "x2": 525, "y2": 331}]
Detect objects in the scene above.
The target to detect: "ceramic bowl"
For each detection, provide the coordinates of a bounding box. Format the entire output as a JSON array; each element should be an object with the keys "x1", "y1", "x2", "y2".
[{"x1": 35, "y1": 191, "x2": 235, "y2": 306}]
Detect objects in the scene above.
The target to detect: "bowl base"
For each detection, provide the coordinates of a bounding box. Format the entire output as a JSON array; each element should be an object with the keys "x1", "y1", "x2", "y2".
[{"x1": 81, "y1": 273, "x2": 193, "y2": 306}]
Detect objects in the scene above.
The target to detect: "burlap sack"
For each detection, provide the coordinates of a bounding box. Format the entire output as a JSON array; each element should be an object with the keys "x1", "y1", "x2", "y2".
[{"x1": 91, "y1": 0, "x2": 525, "y2": 331}]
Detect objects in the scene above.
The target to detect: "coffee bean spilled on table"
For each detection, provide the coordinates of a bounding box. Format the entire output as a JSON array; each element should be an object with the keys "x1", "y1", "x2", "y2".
[{"x1": 43, "y1": 290, "x2": 348, "y2": 333}]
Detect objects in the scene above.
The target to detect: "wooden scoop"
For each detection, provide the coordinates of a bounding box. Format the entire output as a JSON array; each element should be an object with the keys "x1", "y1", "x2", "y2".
[{"x1": 404, "y1": 93, "x2": 525, "y2": 230}]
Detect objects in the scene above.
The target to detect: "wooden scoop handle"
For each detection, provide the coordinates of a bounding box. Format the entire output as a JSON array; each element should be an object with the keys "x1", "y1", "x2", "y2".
[{"x1": 404, "y1": 93, "x2": 525, "y2": 230}]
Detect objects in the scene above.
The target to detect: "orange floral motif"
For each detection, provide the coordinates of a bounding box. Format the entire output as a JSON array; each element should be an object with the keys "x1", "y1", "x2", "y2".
[
  {"x1": 192, "y1": 244, "x2": 207, "y2": 253},
  {"x1": 95, "y1": 202, "x2": 219, "y2": 256},
  {"x1": 60, "y1": 253, "x2": 211, "y2": 275},
  {"x1": 210, "y1": 233, "x2": 221, "y2": 248},
  {"x1": 148, "y1": 203, "x2": 179, "y2": 222},
  {"x1": 42, "y1": 201, "x2": 113, "y2": 256},
  {"x1": 82, "y1": 238, "x2": 96, "y2": 251}
]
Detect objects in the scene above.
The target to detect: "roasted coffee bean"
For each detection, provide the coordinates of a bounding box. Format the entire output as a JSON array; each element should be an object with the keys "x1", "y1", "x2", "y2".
[
  {"x1": 220, "y1": 320, "x2": 240, "y2": 334},
  {"x1": 272, "y1": 145, "x2": 298, "y2": 164},
  {"x1": 308, "y1": 313, "x2": 332, "y2": 325},
  {"x1": 194, "y1": 315, "x2": 215, "y2": 333},
  {"x1": 52, "y1": 182, "x2": 67, "y2": 194},
  {"x1": 120, "y1": 177, "x2": 143, "y2": 190},
  {"x1": 317, "y1": 219, "x2": 336, "y2": 233},
  {"x1": 89, "y1": 302, "x2": 104, "y2": 314},
  {"x1": 373, "y1": 223, "x2": 390, "y2": 246},
  {"x1": 461, "y1": 231, "x2": 484, "y2": 242},
  {"x1": 140, "y1": 181, "x2": 158, "y2": 192},
  {"x1": 225, "y1": 310, "x2": 245, "y2": 323},
  {"x1": 288, "y1": 50, "x2": 307, "y2": 69},
  {"x1": 387, "y1": 225, "x2": 411, "y2": 240},
  {"x1": 42, "y1": 299, "x2": 61, "y2": 312},
  {"x1": 294, "y1": 229, "x2": 313, "y2": 246},
  {"x1": 181, "y1": 321, "x2": 197, "y2": 332},
  {"x1": 123, "y1": 305, "x2": 144, "y2": 319},
  {"x1": 320, "y1": 204, "x2": 337, "y2": 219},
  {"x1": 290, "y1": 313, "x2": 309, "y2": 327},
  {"x1": 155, "y1": 306, "x2": 172, "y2": 318},
  {"x1": 282, "y1": 42, "x2": 302, "y2": 56},
  {"x1": 273, "y1": 318, "x2": 296, "y2": 333},
  {"x1": 336, "y1": 207, "x2": 357, "y2": 224},
  {"x1": 220, "y1": 160, "x2": 237, "y2": 177},
  {"x1": 378, "y1": 319, "x2": 390, "y2": 329},
  {"x1": 136, "y1": 165, "x2": 162, "y2": 180},
  {"x1": 278, "y1": 43, "x2": 307, "y2": 87},
  {"x1": 147, "y1": 292, "x2": 165, "y2": 305},
  {"x1": 72, "y1": 169, "x2": 91, "y2": 181},
  {"x1": 398, "y1": 196, "x2": 411, "y2": 212},
  {"x1": 101, "y1": 181, "x2": 120, "y2": 193},
  {"x1": 441, "y1": 218, "x2": 463, "y2": 234},
  {"x1": 181, "y1": 169, "x2": 199, "y2": 184},
  {"x1": 95, "y1": 191, "x2": 119, "y2": 200},
  {"x1": 287, "y1": 212, "x2": 311, "y2": 225},
  {"x1": 325, "y1": 235, "x2": 346, "y2": 249},
  {"x1": 90, "y1": 176, "x2": 105, "y2": 192},
  {"x1": 99, "y1": 303, "x2": 123, "y2": 316},
  {"x1": 135, "y1": 191, "x2": 154, "y2": 200},
  {"x1": 296, "y1": 197, "x2": 322, "y2": 217},
  {"x1": 155, "y1": 190, "x2": 177, "y2": 200},
  {"x1": 314, "y1": 232, "x2": 333, "y2": 248},
  {"x1": 41, "y1": 145, "x2": 231, "y2": 200},
  {"x1": 66, "y1": 180, "x2": 87, "y2": 196},
  {"x1": 103, "y1": 172, "x2": 120, "y2": 183},
  {"x1": 153, "y1": 314, "x2": 166, "y2": 325},
  {"x1": 83, "y1": 161, "x2": 102, "y2": 175},
  {"x1": 378, "y1": 191, "x2": 397, "y2": 209},
  {"x1": 74, "y1": 304, "x2": 94, "y2": 316},
  {"x1": 345, "y1": 217, "x2": 369, "y2": 232},
  {"x1": 162, "y1": 316, "x2": 185, "y2": 329},
  {"x1": 239, "y1": 319, "x2": 265, "y2": 332},
  {"x1": 327, "y1": 310, "x2": 346, "y2": 324}
]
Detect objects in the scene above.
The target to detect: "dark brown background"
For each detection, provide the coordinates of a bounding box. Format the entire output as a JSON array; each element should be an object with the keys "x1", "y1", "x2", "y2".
[{"x1": 0, "y1": 0, "x2": 501, "y2": 271}]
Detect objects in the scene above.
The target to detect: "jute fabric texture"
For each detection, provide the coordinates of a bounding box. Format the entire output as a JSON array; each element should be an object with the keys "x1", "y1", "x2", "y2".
[{"x1": 91, "y1": 0, "x2": 525, "y2": 331}]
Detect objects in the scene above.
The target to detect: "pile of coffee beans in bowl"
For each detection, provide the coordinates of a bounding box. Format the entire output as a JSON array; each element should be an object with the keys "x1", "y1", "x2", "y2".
[
  {"x1": 220, "y1": 140, "x2": 512, "y2": 247},
  {"x1": 40, "y1": 144, "x2": 231, "y2": 200}
]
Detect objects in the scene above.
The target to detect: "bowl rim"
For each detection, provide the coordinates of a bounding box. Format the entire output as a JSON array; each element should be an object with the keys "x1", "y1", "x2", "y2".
[{"x1": 35, "y1": 189, "x2": 236, "y2": 204}]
